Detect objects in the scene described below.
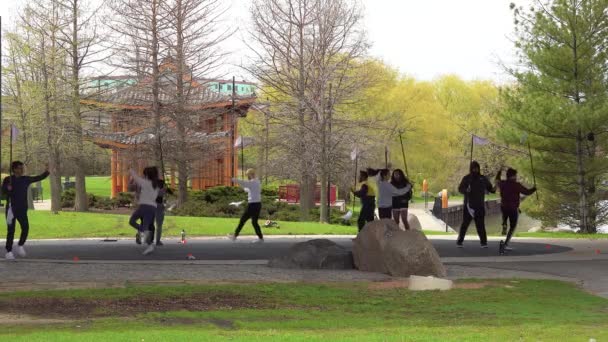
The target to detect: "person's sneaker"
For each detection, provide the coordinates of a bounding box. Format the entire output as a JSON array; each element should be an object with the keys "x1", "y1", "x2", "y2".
[
  {"x1": 143, "y1": 244, "x2": 155, "y2": 255},
  {"x1": 135, "y1": 233, "x2": 142, "y2": 245},
  {"x1": 481, "y1": 244, "x2": 489, "y2": 249},
  {"x1": 456, "y1": 244, "x2": 464, "y2": 248},
  {"x1": 14, "y1": 245, "x2": 26, "y2": 257},
  {"x1": 155, "y1": 241, "x2": 164, "y2": 246},
  {"x1": 227, "y1": 234, "x2": 237, "y2": 241},
  {"x1": 141, "y1": 231, "x2": 150, "y2": 245},
  {"x1": 504, "y1": 245, "x2": 513, "y2": 251},
  {"x1": 5, "y1": 252, "x2": 15, "y2": 260},
  {"x1": 252, "y1": 238, "x2": 264, "y2": 244}
]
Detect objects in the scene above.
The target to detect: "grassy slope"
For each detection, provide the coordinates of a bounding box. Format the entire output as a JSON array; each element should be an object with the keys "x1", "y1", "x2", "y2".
[{"x1": 1, "y1": 280, "x2": 607, "y2": 341}]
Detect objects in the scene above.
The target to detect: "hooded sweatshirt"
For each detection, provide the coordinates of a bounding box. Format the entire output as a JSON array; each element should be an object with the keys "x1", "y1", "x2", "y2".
[
  {"x1": 458, "y1": 162, "x2": 495, "y2": 210},
  {"x1": 130, "y1": 170, "x2": 159, "y2": 207}
]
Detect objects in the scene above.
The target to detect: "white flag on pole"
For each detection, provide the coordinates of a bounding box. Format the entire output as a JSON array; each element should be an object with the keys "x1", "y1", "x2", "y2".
[
  {"x1": 234, "y1": 135, "x2": 242, "y2": 148},
  {"x1": 350, "y1": 147, "x2": 358, "y2": 161},
  {"x1": 6, "y1": 204, "x2": 14, "y2": 225},
  {"x1": 11, "y1": 124, "x2": 19, "y2": 143},
  {"x1": 472, "y1": 135, "x2": 490, "y2": 146}
]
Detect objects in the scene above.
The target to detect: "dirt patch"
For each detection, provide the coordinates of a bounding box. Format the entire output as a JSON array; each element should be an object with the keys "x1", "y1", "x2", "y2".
[
  {"x1": 368, "y1": 280, "x2": 410, "y2": 290},
  {"x1": 157, "y1": 317, "x2": 236, "y2": 329},
  {"x1": 0, "y1": 293, "x2": 270, "y2": 319},
  {"x1": 0, "y1": 313, "x2": 74, "y2": 325}
]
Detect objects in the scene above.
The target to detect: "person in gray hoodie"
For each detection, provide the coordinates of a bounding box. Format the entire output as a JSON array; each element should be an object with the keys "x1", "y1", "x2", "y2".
[{"x1": 368, "y1": 168, "x2": 412, "y2": 221}]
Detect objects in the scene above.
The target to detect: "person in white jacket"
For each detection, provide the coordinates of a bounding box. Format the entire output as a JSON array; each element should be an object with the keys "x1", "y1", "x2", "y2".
[
  {"x1": 128, "y1": 167, "x2": 160, "y2": 255},
  {"x1": 368, "y1": 168, "x2": 412, "y2": 220},
  {"x1": 228, "y1": 169, "x2": 264, "y2": 243}
]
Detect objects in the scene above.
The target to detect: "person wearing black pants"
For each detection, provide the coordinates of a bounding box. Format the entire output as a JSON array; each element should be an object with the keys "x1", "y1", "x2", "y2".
[
  {"x1": 496, "y1": 168, "x2": 536, "y2": 250},
  {"x1": 352, "y1": 170, "x2": 376, "y2": 232},
  {"x1": 229, "y1": 169, "x2": 264, "y2": 243},
  {"x1": 2, "y1": 161, "x2": 49, "y2": 260},
  {"x1": 456, "y1": 161, "x2": 495, "y2": 248}
]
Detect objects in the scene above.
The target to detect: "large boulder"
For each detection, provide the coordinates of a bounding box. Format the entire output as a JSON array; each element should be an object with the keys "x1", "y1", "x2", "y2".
[
  {"x1": 407, "y1": 213, "x2": 422, "y2": 231},
  {"x1": 352, "y1": 219, "x2": 446, "y2": 277},
  {"x1": 268, "y1": 239, "x2": 354, "y2": 270}
]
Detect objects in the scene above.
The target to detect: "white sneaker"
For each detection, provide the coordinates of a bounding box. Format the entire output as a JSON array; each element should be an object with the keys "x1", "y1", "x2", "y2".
[
  {"x1": 504, "y1": 245, "x2": 513, "y2": 251},
  {"x1": 140, "y1": 231, "x2": 150, "y2": 244},
  {"x1": 5, "y1": 252, "x2": 15, "y2": 260},
  {"x1": 143, "y1": 244, "x2": 155, "y2": 256},
  {"x1": 227, "y1": 234, "x2": 237, "y2": 241},
  {"x1": 252, "y1": 238, "x2": 264, "y2": 244},
  {"x1": 15, "y1": 245, "x2": 26, "y2": 257}
]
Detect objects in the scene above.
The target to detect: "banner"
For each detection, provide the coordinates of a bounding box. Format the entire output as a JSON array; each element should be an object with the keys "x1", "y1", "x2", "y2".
[{"x1": 472, "y1": 134, "x2": 489, "y2": 146}]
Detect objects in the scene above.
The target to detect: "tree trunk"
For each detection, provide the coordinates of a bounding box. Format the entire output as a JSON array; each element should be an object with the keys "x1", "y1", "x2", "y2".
[
  {"x1": 575, "y1": 130, "x2": 591, "y2": 233},
  {"x1": 71, "y1": 0, "x2": 88, "y2": 212},
  {"x1": 299, "y1": 173, "x2": 314, "y2": 221},
  {"x1": 49, "y1": 150, "x2": 62, "y2": 213},
  {"x1": 319, "y1": 167, "x2": 329, "y2": 223},
  {"x1": 319, "y1": 121, "x2": 328, "y2": 223},
  {"x1": 175, "y1": 0, "x2": 188, "y2": 205}
]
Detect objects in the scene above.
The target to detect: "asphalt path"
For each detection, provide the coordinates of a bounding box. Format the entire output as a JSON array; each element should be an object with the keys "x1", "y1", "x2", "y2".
[{"x1": 16, "y1": 237, "x2": 572, "y2": 261}]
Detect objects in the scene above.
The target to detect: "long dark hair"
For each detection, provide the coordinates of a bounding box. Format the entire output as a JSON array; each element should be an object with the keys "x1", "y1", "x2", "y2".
[
  {"x1": 390, "y1": 169, "x2": 409, "y2": 188},
  {"x1": 143, "y1": 166, "x2": 160, "y2": 189}
]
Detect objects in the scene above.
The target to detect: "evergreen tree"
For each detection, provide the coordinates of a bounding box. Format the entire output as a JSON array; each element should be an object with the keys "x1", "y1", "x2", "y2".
[{"x1": 499, "y1": 0, "x2": 608, "y2": 232}]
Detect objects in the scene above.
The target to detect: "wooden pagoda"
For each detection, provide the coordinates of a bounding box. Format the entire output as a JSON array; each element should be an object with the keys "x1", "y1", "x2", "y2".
[{"x1": 82, "y1": 61, "x2": 256, "y2": 198}]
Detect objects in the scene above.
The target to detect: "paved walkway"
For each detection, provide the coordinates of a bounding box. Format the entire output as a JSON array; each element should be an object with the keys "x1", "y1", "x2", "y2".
[{"x1": 1, "y1": 235, "x2": 606, "y2": 298}]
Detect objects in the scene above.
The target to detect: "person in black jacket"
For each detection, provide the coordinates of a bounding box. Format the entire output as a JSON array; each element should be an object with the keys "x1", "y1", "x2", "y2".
[
  {"x1": 456, "y1": 161, "x2": 495, "y2": 248},
  {"x1": 2, "y1": 161, "x2": 49, "y2": 260},
  {"x1": 352, "y1": 170, "x2": 376, "y2": 232}
]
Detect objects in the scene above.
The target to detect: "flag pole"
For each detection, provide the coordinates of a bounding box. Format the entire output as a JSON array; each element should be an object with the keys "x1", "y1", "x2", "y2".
[
  {"x1": 352, "y1": 153, "x2": 358, "y2": 212},
  {"x1": 527, "y1": 141, "x2": 539, "y2": 201},
  {"x1": 470, "y1": 134, "x2": 474, "y2": 164},
  {"x1": 398, "y1": 131, "x2": 409, "y2": 176},
  {"x1": 384, "y1": 145, "x2": 388, "y2": 169},
  {"x1": 241, "y1": 136, "x2": 244, "y2": 179}
]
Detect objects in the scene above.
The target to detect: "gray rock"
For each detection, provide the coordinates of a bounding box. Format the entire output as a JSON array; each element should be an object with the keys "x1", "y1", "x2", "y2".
[
  {"x1": 268, "y1": 239, "x2": 354, "y2": 270},
  {"x1": 352, "y1": 219, "x2": 446, "y2": 277},
  {"x1": 407, "y1": 213, "x2": 422, "y2": 231}
]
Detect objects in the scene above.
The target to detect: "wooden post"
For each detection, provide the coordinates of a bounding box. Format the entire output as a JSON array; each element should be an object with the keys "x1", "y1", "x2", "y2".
[{"x1": 111, "y1": 150, "x2": 117, "y2": 198}]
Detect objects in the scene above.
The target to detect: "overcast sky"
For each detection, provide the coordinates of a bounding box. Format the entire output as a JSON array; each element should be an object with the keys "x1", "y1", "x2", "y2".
[{"x1": 0, "y1": 0, "x2": 527, "y2": 82}]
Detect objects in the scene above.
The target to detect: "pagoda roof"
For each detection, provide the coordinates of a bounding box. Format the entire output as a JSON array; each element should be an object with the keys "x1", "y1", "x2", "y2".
[
  {"x1": 85, "y1": 123, "x2": 230, "y2": 149},
  {"x1": 82, "y1": 84, "x2": 255, "y2": 111}
]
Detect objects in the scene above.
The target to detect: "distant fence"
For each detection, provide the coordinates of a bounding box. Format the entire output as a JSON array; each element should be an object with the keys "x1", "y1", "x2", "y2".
[{"x1": 431, "y1": 197, "x2": 502, "y2": 230}]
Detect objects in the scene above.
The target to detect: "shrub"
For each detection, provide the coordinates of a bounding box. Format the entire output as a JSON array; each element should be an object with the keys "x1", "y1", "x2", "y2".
[
  {"x1": 93, "y1": 197, "x2": 117, "y2": 210},
  {"x1": 116, "y1": 192, "x2": 134, "y2": 207},
  {"x1": 61, "y1": 189, "x2": 76, "y2": 208}
]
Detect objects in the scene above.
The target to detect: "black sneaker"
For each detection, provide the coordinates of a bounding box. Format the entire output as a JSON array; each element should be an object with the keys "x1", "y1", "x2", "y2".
[
  {"x1": 481, "y1": 244, "x2": 489, "y2": 249},
  {"x1": 456, "y1": 243, "x2": 464, "y2": 248},
  {"x1": 135, "y1": 233, "x2": 142, "y2": 245},
  {"x1": 156, "y1": 241, "x2": 164, "y2": 246}
]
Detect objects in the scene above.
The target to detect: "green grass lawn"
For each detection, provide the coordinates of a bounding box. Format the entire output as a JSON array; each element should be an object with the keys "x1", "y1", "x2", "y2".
[
  {"x1": 25, "y1": 211, "x2": 360, "y2": 238},
  {"x1": 19, "y1": 211, "x2": 608, "y2": 239},
  {"x1": 0, "y1": 280, "x2": 606, "y2": 341},
  {"x1": 40, "y1": 176, "x2": 112, "y2": 198}
]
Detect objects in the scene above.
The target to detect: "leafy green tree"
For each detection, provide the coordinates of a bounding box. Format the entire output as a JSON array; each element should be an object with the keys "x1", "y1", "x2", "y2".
[{"x1": 499, "y1": 0, "x2": 608, "y2": 232}]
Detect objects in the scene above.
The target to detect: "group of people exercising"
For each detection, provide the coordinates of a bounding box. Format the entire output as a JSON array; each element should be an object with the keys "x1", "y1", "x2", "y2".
[{"x1": 3, "y1": 159, "x2": 535, "y2": 259}]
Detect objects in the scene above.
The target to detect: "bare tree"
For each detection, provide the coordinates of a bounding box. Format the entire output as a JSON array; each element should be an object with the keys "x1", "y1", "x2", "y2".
[
  {"x1": 247, "y1": 0, "x2": 369, "y2": 222},
  {"x1": 18, "y1": 0, "x2": 71, "y2": 212},
  {"x1": 54, "y1": 0, "x2": 108, "y2": 211},
  {"x1": 161, "y1": 0, "x2": 232, "y2": 204}
]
